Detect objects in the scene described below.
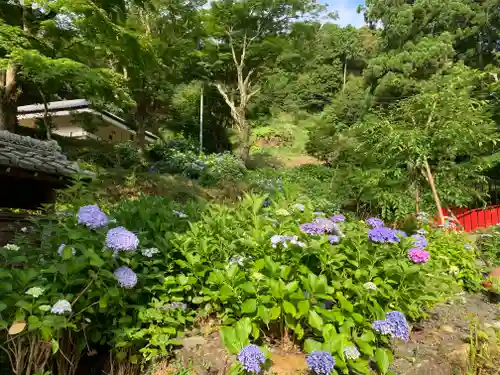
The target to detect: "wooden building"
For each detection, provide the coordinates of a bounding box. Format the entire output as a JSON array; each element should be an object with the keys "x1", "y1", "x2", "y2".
[{"x1": 0, "y1": 130, "x2": 83, "y2": 245}]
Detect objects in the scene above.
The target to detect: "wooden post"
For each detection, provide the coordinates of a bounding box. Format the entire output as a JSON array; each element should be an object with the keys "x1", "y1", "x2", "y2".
[{"x1": 423, "y1": 160, "x2": 445, "y2": 225}]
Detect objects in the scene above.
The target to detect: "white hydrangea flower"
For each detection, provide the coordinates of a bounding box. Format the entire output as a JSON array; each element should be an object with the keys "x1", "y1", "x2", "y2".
[
  {"x1": 4, "y1": 244, "x2": 19, "y2": 251},
  {"x1": 449, "y1": 266, "x2": 459, "y2": 276},
  {"x1": 50, "y1": 300, "x2": 72, "y2": 314},
  {"x1": 26, "y1": 287, "x2": 45, "y2": 298},
  {"x1": 363, "y1": 282, "x2": 377, "y2": 290},
  {"x1": 20, "y1": 227, "x2": 28, "y2": 233},
  {"x1": 173, "y1": 210, "x2": 188, "y2": 218},
  {"x1": 141, "y1": 247, "x2": 160, "y2": 257}
]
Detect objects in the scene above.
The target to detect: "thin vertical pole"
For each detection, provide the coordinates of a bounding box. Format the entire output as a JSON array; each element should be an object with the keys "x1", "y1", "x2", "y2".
[{"x1": 199, "y1": 84, "x2": 204, "y2": 155}]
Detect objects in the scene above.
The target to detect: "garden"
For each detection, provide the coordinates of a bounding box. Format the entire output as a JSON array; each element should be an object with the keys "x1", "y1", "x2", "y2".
[{"x1": 1, "y1": 174, "x2": 495, "y2": 375}]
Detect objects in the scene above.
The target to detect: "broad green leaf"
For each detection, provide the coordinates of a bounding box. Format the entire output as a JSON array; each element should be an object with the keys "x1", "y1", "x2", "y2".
[
  {"x1": 220, "y1": 327, "x2": 240, "y2": 354},
  {"x1": 241, "y1": 299, "x2": 257, "y2": 314},
  {"x1": 270, "y1": 306, "x2": 281, "y2": 320},
  {"x1": 375, "y1": 348, "x2": 392, "y2": 374},
  {"x1": 283, "y1": 301, "x2": 297, "y2": 317},
  {"x1": 297, "y1": 300, "x2": 310, "y2": 317},
  {"x1": 308, "y1": 310, "x2": 324, "y2": 330},
  {"x1": 304, "y1": 338, "x2": 322, "y2": 353},
  {"x1": 51, "y1": 339, "x2": 59, "y2": 354}
]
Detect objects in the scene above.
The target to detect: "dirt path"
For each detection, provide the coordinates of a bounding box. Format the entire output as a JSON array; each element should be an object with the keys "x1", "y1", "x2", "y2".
[{"x1": 392, "y1": 293, "x2": 500, "y2": 375}]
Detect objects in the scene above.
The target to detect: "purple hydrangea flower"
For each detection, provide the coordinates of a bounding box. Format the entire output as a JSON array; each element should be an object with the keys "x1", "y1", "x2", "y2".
[
  {"x1": 411, "y1": 234, "x2": 428, "y2": 248},
  {"x1": 343, "y1": 346, "x2": 360, "y2": 360},
  {"x1": 313, "y1": 217, "x2": 338, "y2": 233},
  {"x1": 237, "y1": 344, "x2": 266, "y2": 373},
  {"x1": 114, "y1": 266, "x2": 138, "y2": 288},
  {"x1": 306, "y1": 350, "x2": 335, "y2": 374},
  {"x1": 368, "y1": 227, "x2": 402, "y2": 243},
  {"x1": 372, "y1": 311, "x2": 410, "y2": 341},
  {"x1": 77, "y1": 205, "x2": 109, "y2": 229},
  {"x1": 408, "y1": 248, "x2": 430, "y2": 263},
  {"x1": 366, "y1": 217, "x2": 384, "y2": 228},
  {"x1": 58, "y1": 244, "x2": 76, "y2": 257},
  {"x1": 331, "y1": 214, "x2": 345, "y2": 223},
  {"x1": 313, "y1": 211, "x2": 325, "y2": 216},
  {"x1": 50, "y1": 299, "x2": 72, "y2": 314},
  {"x1": 328, "y1": 235, "x2": 340, "y2": 245},
  {"x1": 106, "y1": 227, "x2": 139, "y2": 252},
  {"x1": 300, "y1": 223, "x2": 324, "y2": 235}
]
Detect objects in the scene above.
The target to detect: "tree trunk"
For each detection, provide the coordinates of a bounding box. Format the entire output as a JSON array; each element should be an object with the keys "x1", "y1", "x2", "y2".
[
  {"x1": 134, "y1": 99, "x2": 148, "y2": 160},
  {"x1": 238, "y1": 113, "x2": 251, "y2": 164},
  {"x1": 342, "y1": 57, "x2": 347, "y2": 93},
  {"x1": 0, "y1": 64, "x2": 18, "y2": 132}
]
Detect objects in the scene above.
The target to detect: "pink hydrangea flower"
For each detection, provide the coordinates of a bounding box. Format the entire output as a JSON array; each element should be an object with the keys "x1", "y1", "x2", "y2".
[{"x1": 408, "y1": 248, "x2": 430, "y2": 264}]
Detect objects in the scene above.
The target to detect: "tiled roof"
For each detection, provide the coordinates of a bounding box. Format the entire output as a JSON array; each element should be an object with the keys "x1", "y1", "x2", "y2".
[
  {"x1": 0, "y1": 131, "x2": 80, "y2": 177},
  {"x1": 17, "y1": 99, "x2": 89, "y2": 113}
]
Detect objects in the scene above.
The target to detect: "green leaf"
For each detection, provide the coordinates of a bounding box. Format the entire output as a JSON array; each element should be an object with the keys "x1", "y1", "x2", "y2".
[
  {"x1": 235, "y1": 318, "x2": 252, "y2": 344},
  {"x1": 284, "y1": 281, "x2": 299, "y2": 293},
  {"x1": 270, "y1": 306, "x2": 281, "y2": 320},
  {"x1": 297, "y1": 300, "x2": 310, "y2": 317},
  {"x1": 304, "y1": 339, "x2": 323, "y2": 353},
  {"x1": 258, "y1": 306, "x2": 271, "y2": 324},
  {"x1": 220, "y1": 327, "x2": 240, "y2": 355},
  {"x1": 241, "y1": 299, "x2": 257, "y2": 314},
  {"x1": 375, "y1": 348, "x2": 392, "y2": 374},
  {"x1": 336, "y1": 293, "x2": 353, "y2": 312},
  {"x1": 51, "y1": 339, "x2": 59, "y2": 354},
  {"x1": 308, "y1": 310, "x2": 324, "y2": 330},
  {"x1": 240, "y1": 282, "x2": 256, "y2": 294},
  {"x1": 28, "y1": 316, "x2": 41, "y2": 330},
  {"x1": 192, "y1": 296, "x2": 205, "y2": 304},
  {"x1": 283, "y1": 301, "x2": 297, "y2": 317},
  {"x1": 0, "y1": 302, "x2": 7, "y2": 312}
]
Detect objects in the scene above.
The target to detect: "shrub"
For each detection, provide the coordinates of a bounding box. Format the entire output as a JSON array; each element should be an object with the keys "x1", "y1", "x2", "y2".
[{"x1": 0, "y1": 192, "x2": 480, "y2": 374}]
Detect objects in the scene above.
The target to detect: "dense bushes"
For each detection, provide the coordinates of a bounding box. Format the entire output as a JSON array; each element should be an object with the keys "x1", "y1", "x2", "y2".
[{"x1": 0, "y1": 191, "x2": 480, "y2": 375}]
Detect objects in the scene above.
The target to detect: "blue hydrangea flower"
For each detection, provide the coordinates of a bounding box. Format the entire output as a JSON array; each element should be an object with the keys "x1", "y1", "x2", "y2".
[
  {"x1": 58, "y1": 244, "x2": 76, "y2": 257},
  {"x1": 372, "y1": 311, "x2": 410, "y2": 341},
  {"x1": 394, "y1": 230, "x2": 407, "y2": 238},
  {"x1": 51, "y1": 299, "x2": 72, "y2": 314},
  {"x1": 331, "y1": 214, "x2": 345, "y2": 223},
  {"x1": 263, "y1": 199, "x2": 271, "y2": 207},
  {"x1": 328, "y1": 235, "x2": 340, "y2": 245},
  {"x1": 464, "y1": 244, "x2": 473, "y2": 250},
  {"x1": 411, "y1": 234, "x2": 428, "y2": 248},
  {"x1": 313, "y1": 211, "x2": 325, "y2": 216},
  {"x1": 368, "y1": 227, "x2": 402, "y2": 243},
  {"x1": 237, "y1": 344, "x2": 266, "y2": 373},
  {"x1": 306, "y1": 350, "x2": 335, "y2": 374},
  {"x1": 372, "y1": 319, "x2": 393, "y2": 334},
  {"x1": 106, "y1": 227, "x2": 139, "y2": 252},
  {"x1": 114, "y1": 266, "x2": 138, "y2": 288},
  {"x1": 344, "y1": 346, "x2": 360, "y2": 360},
  {"x1": 77, "y1": 205, "x2": 109, "y2": 229},
  {"x1": 366, "y1": 217, "x2": 384, "y2": 228}
]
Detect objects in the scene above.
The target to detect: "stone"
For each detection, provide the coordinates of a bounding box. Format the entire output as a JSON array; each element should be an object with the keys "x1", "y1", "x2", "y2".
[
  {"x1": 181, "y1": 336, "x2": 207, "y2": 349},
  {"x1": 440, "y1": 325, "x2": 455, "y2": 333},
  {"x1": 446, "y1": 343, "x2": 470, "y2": 369}
]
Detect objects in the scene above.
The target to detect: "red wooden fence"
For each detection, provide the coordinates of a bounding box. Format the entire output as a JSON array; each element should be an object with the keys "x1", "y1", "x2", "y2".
[{"x1": 441, "y1": 206, "x2": 500, "y2": 232}]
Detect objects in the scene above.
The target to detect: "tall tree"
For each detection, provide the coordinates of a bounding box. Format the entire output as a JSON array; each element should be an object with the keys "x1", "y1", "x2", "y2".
[{"x1": 203, "y1": 0, "x2": 321, "y2": 164}]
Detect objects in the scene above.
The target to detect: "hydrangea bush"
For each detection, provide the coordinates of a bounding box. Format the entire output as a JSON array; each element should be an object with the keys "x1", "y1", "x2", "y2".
[{"x1": 0, "y1": 191, "x2": 481, "y2": 375}]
